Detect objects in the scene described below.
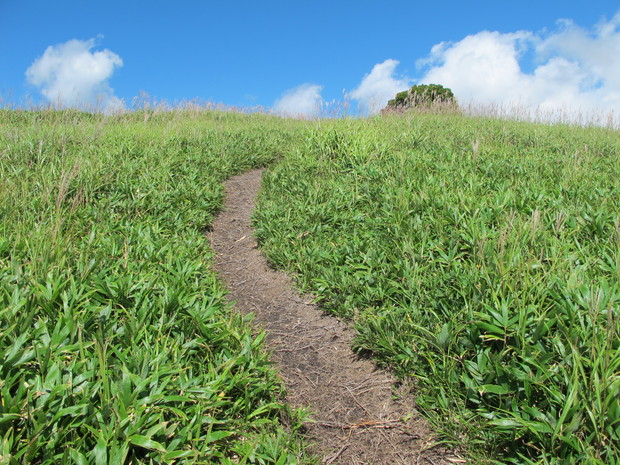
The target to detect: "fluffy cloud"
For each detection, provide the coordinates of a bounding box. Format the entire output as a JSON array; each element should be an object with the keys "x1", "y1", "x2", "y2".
[
  {"x1": 418, "y1": 13, "x2": 620, "y2": 122},
  {"x1": 26, "y1": 38, "x2": 123, "y2": 111},
  {"x1": 273, "y1": 83, "x2": 323, "y2": 118},
  {"x1": 420, "y1": 31, "x2": 532, "y2": 105},
  {"x1": 349, "y1": 59, "x2": 410, "y2": 114}
]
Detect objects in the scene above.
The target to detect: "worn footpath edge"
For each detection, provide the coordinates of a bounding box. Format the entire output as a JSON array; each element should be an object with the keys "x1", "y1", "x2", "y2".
[{"x1": 209, "y1": 168, "x2": 460, "y2": 464}]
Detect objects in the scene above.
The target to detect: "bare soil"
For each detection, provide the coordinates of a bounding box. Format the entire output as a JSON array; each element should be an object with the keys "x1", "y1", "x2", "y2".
[{"x1": 209, "y1": 169, "x2": 460, "y2": 464}]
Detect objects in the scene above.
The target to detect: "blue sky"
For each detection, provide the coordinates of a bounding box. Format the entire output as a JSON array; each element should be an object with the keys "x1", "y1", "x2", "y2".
[{"x1": 2, "y1": 1, "x2": 620, "y2": 117}]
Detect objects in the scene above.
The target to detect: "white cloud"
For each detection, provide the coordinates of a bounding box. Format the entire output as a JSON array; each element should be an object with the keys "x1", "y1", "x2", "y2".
[
  {"x1": 273, "y1": 83, "x2": 323, "y2": 118},
  {"x1": 26, "y1": 38, "x2": 123, "y2": 111},
  {"x1": 417, "y1": 13, "x2": 620, "y2": 122},
  {"x1": 420, "y1": 31, "x2": 532, "y2": 105},
  {"x1": 349, "y1": 59, "x2": 410, "y2": 114}
]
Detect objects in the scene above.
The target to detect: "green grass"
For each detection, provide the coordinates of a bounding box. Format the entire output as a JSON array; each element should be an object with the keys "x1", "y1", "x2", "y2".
[
  {"x1": 0, "y1": 108, "x2": 312, "y2": 464},
  {"x1": 255, "y1": 114, "x2": 620, "y2": 464},
  {"x1": 3, "y1": 106, "x2": 619, "y2": 464}
]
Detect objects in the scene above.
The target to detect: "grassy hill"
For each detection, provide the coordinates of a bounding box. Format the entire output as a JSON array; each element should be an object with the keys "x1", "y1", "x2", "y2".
[
  {"x1": 1, "y1": 107, "x2": 619, "y2": 464},
  {"x1": 0, "y1": 109, "x2": 311, "y2": 464},
  {"x1": 255, "y1": 114, "x2": 620, "y2": 464}
]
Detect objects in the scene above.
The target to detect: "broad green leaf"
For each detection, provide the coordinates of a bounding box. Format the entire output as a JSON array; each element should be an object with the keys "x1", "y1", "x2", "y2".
[{"x1": 128, "y1": 434, "x2": 167, "y2": 452}]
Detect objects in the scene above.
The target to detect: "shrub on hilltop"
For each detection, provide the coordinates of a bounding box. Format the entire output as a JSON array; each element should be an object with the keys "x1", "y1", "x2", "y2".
[{"x1": 385, "y1": 84, "x2": 456, "y2": 112}]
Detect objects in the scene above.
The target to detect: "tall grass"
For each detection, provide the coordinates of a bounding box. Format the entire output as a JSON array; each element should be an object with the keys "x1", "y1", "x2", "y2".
[
  {"x1": 0, "y1": 109, "x2": 312, "y2": 464},
  {"x1": 459, "y1": 100, "x2": 619, "y2": 130},
  {"x1": 4, "y1": 104, "x2": 618, "y2": 464},
  {"x1": 255, "y1": 114, "x2": 620, "y2": 464}
]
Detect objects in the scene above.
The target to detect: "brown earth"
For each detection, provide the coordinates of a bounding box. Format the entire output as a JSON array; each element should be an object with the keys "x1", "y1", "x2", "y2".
[{"x1": 209, "y1": 169, "x2": 461, "y2": 465}]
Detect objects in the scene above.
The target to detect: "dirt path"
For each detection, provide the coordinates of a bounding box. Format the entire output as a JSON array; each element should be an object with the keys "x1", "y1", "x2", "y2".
[{"x1": 209, "y1": 169, "x2": 457, "y2": 464}]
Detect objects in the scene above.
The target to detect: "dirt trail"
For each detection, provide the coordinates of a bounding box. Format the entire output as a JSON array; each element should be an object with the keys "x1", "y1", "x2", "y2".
[{"x1": 209, "y1": 169, "x2": 457, "y2": 464}]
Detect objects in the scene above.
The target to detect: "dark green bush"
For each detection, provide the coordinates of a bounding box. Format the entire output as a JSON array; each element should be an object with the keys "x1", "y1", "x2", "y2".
[{"x1": 386, "y1": 84, "x2": 456, "y2": 111}]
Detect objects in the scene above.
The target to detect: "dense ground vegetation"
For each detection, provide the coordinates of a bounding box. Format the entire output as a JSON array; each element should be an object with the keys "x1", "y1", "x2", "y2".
[
  {"x1": 255, "y1": 114, "x2": 620, "y2": 464},
  {"x1": 2, "y1": 106, "x2": 619, "y2": 464},
  {"x1": 0, "y1": 109, "x2": 311, "y2": 464}
]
